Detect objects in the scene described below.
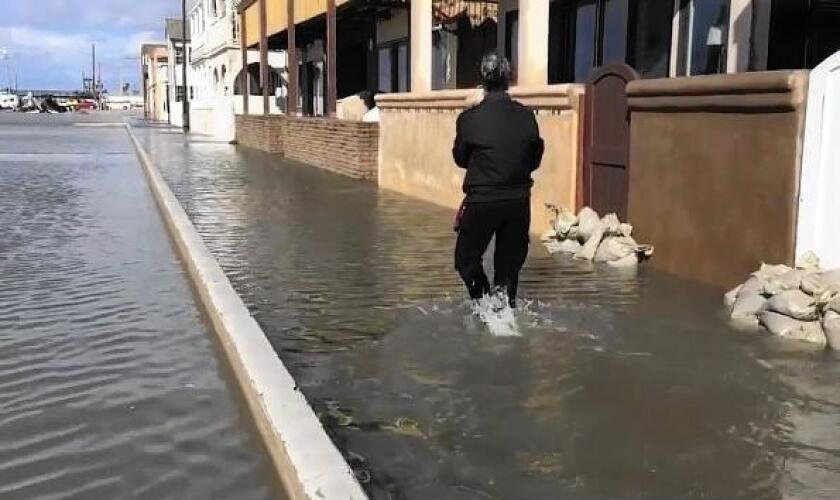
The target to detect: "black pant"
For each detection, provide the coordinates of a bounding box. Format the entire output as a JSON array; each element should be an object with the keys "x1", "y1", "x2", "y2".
[{"x1": 455, "y1": 198, "x2": 530, "y2": 307}]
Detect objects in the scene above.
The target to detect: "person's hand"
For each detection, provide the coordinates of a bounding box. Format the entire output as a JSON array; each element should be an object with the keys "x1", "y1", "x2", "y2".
[{"x1": 465, "y1": 88, "x2": 485, "y2": 109}]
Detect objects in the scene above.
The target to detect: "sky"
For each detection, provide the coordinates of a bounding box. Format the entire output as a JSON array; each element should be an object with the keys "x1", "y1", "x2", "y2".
[{"x1": 0, "y1": 0, "x2": 180, "y2": 93}]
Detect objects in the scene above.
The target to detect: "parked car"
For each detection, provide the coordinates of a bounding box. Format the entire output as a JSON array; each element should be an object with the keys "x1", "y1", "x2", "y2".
[{"x1": 0, "y1": 93, "x2": 19, "y2": 110}]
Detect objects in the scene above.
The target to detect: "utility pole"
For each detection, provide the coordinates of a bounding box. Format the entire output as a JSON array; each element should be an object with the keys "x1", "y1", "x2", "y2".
[
  {"x1": 92, "y1": 44, "x2": 96, "y2": 99},
  {"x1": 181, "y1": 0, "x2": 190, "y2": 132}
]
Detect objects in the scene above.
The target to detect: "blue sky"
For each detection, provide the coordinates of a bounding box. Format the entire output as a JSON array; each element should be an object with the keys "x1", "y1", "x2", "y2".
[{"x1": 0, "y1": 0, "x2": 180, "y2": 92}]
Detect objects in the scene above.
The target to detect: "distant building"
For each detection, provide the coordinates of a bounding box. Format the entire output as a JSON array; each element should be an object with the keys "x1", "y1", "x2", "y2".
[
  {"x1": 165, "y1": 18, "x2": 193, "y2": 128},
  {"x1": 188, "y1": 0, "x2": 276, "y2": 140},
  {"x1": 141, "y1": 43, "x2": 170, "y2": 121}
]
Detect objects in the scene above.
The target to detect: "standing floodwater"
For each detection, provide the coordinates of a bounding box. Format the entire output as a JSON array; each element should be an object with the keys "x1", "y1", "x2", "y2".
[
  {"x1": 134, "y1": 122, "x2": 840, "y2": 500},
  {"x1": 0, "y1": 114, "x2": 276, "y2": 500}
]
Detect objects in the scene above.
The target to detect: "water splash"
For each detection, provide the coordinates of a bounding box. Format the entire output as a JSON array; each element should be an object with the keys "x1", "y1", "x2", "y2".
[{"x1": 472, "y1": 291, "x2": 521, "y2": 337}]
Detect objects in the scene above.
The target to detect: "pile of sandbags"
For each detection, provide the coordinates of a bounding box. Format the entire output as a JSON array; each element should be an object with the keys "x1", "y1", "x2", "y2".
[
  {"x1": 725, "y1": 252, "x2": 840, "y2": 350},
  {"x1": 541, "y1": 205, "x2": 653, "y2": 268}
]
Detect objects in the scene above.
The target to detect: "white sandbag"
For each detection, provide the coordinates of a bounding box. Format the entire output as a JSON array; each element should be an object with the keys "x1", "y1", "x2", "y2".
[
  {"x1": 576, "y1": 207, "x2": 601, "y2": 243},
  {"x1": 725, "y1": 285, "x2": 742, "y2": 310},
  {"x1": 828, "y1": 297, "x2": 840, "y2": 315},
  {"x1": 758, "y1": 311, "x2": 827, "y2": 346},
  {"x1": 800, "y1": 269, "x2": 840, "y2": 298},
  {"x1": 575, "y1": 226, "x2": 605, "y2": 261},
  {"x1": 731, "y1": 285, "x2": 767, "y2": 320},
  {"x1": 765, "y1": 289, "x2": 818, "y2": 321},
  {"x1": 752, "y1": 263, "x2": 793, "y2": 281},
  {"x1": 823, "y1": 311, "x2": 840, "y2": 351},
  {"x1": 618, "y1": 223, "x2": 633, "y2": 237},
  {"x1": 545, "y1": 239, "x2": 582, "y2": 254},
  {"x1": 796, "y1": 251, "x2": 821, "y2": 270},
  {"x1": 740, "y1": 276, "x2": 764, "y2": 294},
  {"x1": 554, "y1": 209, "x2": 578, "y2": 238},
  {"x1": 600, "y1": 213, "x2": 621, "y2": 235},
  {"x1": 594, "y1": 236, "x2": 637, "y2": 263},
  {"x1": 541, "y1": 230, "x2": 558, "y2": 242},
  {"x1": 763, "y1": 269, "x2": 809, "y2": 296},
  {"x1": 608, "y1": 254, "x2": 639, "y2": 268}
]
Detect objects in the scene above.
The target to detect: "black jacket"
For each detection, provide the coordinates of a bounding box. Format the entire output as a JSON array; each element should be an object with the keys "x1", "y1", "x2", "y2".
[{"x1": 453, "y1": 91, "x2": 545, "y2": 203}]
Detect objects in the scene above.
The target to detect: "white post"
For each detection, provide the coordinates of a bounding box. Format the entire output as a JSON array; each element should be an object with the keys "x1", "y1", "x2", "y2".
[
  {"x1": 727, "y1": 0, "x2": 753, "y2": 73},
  {"x1": 411, "y1": 0, "x2": 433, "y2": 92},
  {"x1": 517, "y1": 0, "x2": 549, "y2": 87}
]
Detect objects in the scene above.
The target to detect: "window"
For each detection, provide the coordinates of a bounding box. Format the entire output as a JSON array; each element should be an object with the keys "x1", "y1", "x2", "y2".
[
  {"x1": 176, "y1": 85, "x2": 186, "y2": 102},
  {"x1": 505, "y1": 11, "x2": 519, "y2": 82},
  {"x1": 377, "y1": 40, "x2": 409, "y2": 93},
  {"x1": 676, "y1": 0, "x2": 729, "y2": 75},
  {"x1": 629, "y1": 0, "x2": 674, "y2": 78},
  {"x1": 175, "y1": 46, "x2": 184, "y2": 65},
  {"x1": 549, "y1": 0, "x2": 674, "y2": 82}
]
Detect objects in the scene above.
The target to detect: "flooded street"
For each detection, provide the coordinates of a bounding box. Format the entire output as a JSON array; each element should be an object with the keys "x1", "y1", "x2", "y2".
[
  {"x1": 130, "y1": 122, "x2": 840, "y2": 499},
  {"x1": 0, "y1": 114, "x2": 276, "y2": 500}
]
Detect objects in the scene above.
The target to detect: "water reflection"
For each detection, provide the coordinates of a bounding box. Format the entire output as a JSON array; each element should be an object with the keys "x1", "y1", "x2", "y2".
[
  {"x1": 0, "y1": 117, "x2": 274, "y2": 500},
  {"x1": 136, "y1": 123, "x2": 840, "y2": 500}
]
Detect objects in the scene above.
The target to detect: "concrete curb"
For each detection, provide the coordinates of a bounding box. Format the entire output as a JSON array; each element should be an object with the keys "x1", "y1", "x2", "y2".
[{"x1": 125, "y1": 123, "x2": 367, "y2": 500}]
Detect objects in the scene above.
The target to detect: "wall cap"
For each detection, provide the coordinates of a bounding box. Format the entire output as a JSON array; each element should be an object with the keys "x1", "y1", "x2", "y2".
[
  {"x1": 376, "y1": 84, "x2": 585, "y2": 111},
  {"x1": 628, "y1": 70, "x2": 809, "y2": 112}
]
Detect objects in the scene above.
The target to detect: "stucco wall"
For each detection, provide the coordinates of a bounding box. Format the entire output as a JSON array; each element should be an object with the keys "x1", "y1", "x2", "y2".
[
  {"x1": 377, "y1": 86, "x2": 584, "y2": 235},
  {"x1": 627, "y1": 71, "x2": 809, "y2": 289}
]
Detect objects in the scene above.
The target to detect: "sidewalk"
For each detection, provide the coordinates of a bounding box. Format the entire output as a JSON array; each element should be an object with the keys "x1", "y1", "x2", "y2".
[{"x1": 132, "y1": 121, "x2": 840, "y2": 500}]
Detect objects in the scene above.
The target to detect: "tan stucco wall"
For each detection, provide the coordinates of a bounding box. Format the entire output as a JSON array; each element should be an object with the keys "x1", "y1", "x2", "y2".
[
  {"x1": 627, "y1": 71, "x2": 809, "y2": 290},
  {"x1": 377, "y1": 86, "x2": 583, "y2": 236}
]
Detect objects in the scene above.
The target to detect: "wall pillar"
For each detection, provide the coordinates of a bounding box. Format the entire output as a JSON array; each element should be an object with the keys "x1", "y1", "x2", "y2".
[
  {"x1": 727, "y1": 0, "x2": 754, "y2": 73},
  {"x1": 287, "y1": 0, "x2": 299, "y2": 115},
  {"x1": 410, "y1": 0, "x2": 432, "y2": 93},
  {"x1": 326, "y1": 0, "x2": 337, "y2": 116},
  {"x1": 259, "y1": 0, "x2": 270, "y2": 114},
  {"x1": 518, "y1": 0, "x2": 549, "y2": 87},
  {"x1": 241, "y1": 12, "x2": 249, "y2": 114}
]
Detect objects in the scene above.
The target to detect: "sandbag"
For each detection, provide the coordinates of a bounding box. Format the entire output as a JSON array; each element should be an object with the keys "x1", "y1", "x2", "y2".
[
  {"x1": 600, "y1": 213, "x2": 621, "y2": 235},
  {"x1": 541, "y1": 230, "x2": 557, "y2": 242},
  {"x1": 731, "y1": 284, "x2": 767, "y2": 320},
  {"x1": 618, "y1": 223, "x2": 633, "y2": 237},
  {"x1": 796, "y1": 251, "x2": 821, "y2": 270},
  {"x1": 752, "y1": 263, "x2": 793, "y2": 282},
  {"x1": 758, "y1": 311, "x2": 826, "y2": 346},
  {"x1": 823, "y1": 311, "x2": 840, "y2": 351},
  {"x1": 725, "y1": 285, "x2": 742, "y2": 310},
  {"x1": 555, "y1": 209, "x2": 578, "y2": 238},
  {"x1": 575, "y1": 226, "x2": 604, "y2": 261},
  {"x1": 594, "y1": 236, "x2": 638, "y2": 263},
  {"x1": 801, "y1": 269, "x2": 840, "y2": 298},
  {"x1": 762, "y1": 269, "x2": 808, "y2": 296},
  {"x1": 576, "y1": 207, "x2": 601, "y2": 243},
  {"x1": 545, "y1": 239, "x2": 582, "y2": 254},
  {"x1": 765, "y1": 289, "x2": 818, "y2": 321}
]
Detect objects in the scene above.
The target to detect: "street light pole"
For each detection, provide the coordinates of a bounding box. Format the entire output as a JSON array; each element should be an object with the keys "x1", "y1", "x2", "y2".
[{"x1": 182, "y1": 0, "x2": 190, "y2": 132}]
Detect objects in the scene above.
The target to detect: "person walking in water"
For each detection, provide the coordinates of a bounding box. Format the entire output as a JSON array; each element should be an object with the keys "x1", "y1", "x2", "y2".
[{"x1": 453, "y1": 53, "x2": 544, "y2": 309}]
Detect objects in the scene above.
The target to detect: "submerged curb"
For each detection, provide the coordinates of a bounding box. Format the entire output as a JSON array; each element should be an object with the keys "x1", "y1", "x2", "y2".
[{"x1": 125, "y1": 123, "x2": 367, "y2": 500}]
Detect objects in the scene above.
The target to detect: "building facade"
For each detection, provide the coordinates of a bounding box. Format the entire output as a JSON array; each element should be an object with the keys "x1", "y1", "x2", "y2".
[
  {"x1": 141, "y1": 43, "x2": 170, "y2": 122},
  {"x1": 166, "y1": 18, "x2": 194, "y2": 128}
]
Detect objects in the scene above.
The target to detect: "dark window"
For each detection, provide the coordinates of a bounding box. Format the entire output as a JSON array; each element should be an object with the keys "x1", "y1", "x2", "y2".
[
  {"x1": 176, "y1": 85, "x2": 186, "y2": 102},
  {"x1": 175, "y1": 46, "x2": 184, "y2": 65},
  {"x1": 505, "y1": 10, "x2": 519, "y2": 82},
  {"x1": 768, "y1": 0, "x2": 840, "y2": 70},
  {"x1": 629, "y1": 0, "x2": 674, "y2": 78},
  {"x1": 550, "y1": 0, "x2": 673, "y2": 83},
  {"x1": 602, "y1": 0, "x2": 630, "y2": 64}
]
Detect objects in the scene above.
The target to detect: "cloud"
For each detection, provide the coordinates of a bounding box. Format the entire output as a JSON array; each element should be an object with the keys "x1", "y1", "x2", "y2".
[
  {"x1": 1, "y1": 25, "x2": 162, "y2": 91},
  {"x1": 0, "y1": 0, "x2": 179, "y2": 90}
]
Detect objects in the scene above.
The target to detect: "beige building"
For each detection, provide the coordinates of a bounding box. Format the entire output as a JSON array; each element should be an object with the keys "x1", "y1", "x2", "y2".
[{"x1": 141, "y1": 44, "x2": 170, "y2": 122}]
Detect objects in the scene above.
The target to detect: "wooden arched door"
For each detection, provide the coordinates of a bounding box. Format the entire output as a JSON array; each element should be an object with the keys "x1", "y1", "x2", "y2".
[{"x1": 582, "y1": 63, "x2": 638, "y2": 220}]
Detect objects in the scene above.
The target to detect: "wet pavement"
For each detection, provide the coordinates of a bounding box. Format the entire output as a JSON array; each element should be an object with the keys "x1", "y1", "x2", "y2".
[
  {"x1": 133, "y1": 121, "x2": 840, "y2": 500},
  {"x1": 0, "y1": 113, "x2": 276, "y2": 500}
]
